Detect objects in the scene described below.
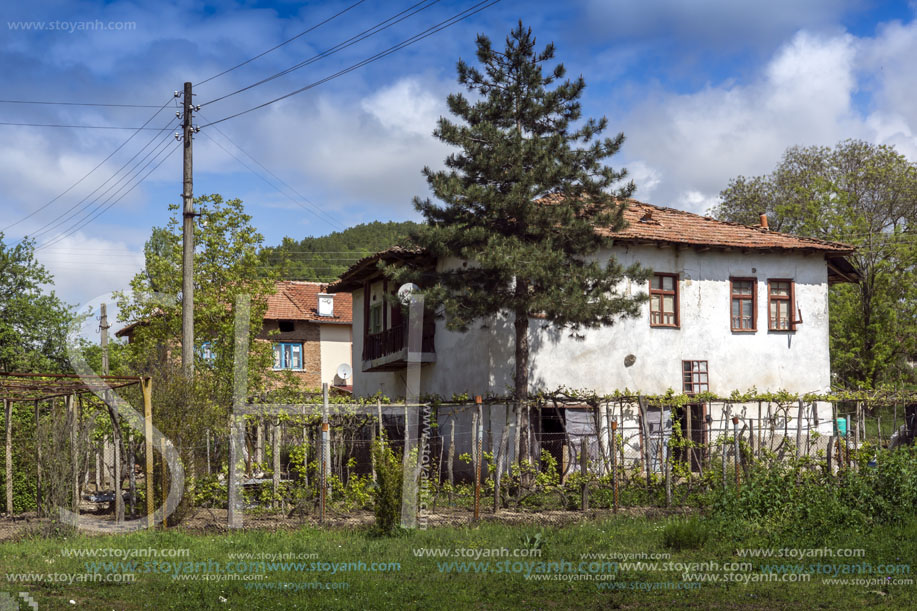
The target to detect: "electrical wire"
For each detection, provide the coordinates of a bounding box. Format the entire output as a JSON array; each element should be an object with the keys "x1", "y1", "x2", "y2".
[
  {"x1": 199, "y1": 0, "x2": 501, "y2": 127},
  {"x1": 0, "y1": 121, "x2": 174, "y2": 129},
  {"x1": 0, "y1": 97, "x2": 174, "y2": 234},
  {"x1": 200, "y1": 0, "x2": 442, "y2": 107},
  {"x1": 37, "y1": 141, "x2": 181, "y2": 251},
  {"x1": 0, "y1": 99, "x2": 162, "y2": 108},
  {"x1": 26, "y1": 119, "x2": 180, "y2": 241},
  {"x1": 195, "y1": 0, "x2": 370, "y2": 87},
  {"x1": 34, "y1": 132, "x2": 178, "y2": 244},
  {"x1": 198, "y1": 124, "x2": 345, "y2": 231}
]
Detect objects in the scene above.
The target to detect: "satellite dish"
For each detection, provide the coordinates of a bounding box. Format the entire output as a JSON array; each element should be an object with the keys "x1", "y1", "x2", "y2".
[
  {"x1": 397, "y1": 283, "x2": 420, "y2": 304},
  {"x1": 336, "y1": 363, "x2": 353, "y2": 381}
]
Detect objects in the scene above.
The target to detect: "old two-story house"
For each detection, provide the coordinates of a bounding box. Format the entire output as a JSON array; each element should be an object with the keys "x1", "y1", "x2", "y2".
[
  {"x1": 117, "y1": 281, "x2": 354, "y2": 390},
  {"x1": 260, "y1": 281, "x2": 354, "y2": 389},
  {"x1": 329, "y1": 200, "x2": 858, "y2": 475}
]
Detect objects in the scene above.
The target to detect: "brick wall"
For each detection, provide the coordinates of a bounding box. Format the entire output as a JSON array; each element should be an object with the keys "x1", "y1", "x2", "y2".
[{"x1": 260, "y1": 319, "x2": 322, "y2": 388}]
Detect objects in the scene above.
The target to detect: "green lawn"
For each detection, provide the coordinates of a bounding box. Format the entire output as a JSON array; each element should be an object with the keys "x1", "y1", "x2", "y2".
[{"x1": 0, "y1": 515, "x2": 914, "y2": 609}]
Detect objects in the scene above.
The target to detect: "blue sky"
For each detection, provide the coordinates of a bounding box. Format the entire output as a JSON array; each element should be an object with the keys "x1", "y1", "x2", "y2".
[{"x1": 2, "y1": 0, "x2": 917, "y2": 313}]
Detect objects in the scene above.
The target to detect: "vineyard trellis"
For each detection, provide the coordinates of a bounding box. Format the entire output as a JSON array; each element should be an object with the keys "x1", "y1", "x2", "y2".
[{"x1": 2, "y1": 380, "x2": 916, "y2": 527}]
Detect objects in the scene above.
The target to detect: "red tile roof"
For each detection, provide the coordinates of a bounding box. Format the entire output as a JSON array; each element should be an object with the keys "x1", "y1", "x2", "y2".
[
  {"x1": 266, "y1": 281, "x2": 352, "y2": 324},
  {"x1": 606, "y1": 200, "x2": 854, "y2": 253},
  {"x1": 329, "y1": 199, "x2": 857, "y2": 292}
]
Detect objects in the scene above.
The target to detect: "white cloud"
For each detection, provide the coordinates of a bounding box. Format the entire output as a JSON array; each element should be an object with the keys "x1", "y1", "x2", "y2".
[
  {"x1": 34, "y1": 233, "x2": 144, "y2": 307},
  {"x1": 228, "y1": 75, "x2": 454, "y2": 217},
  {"x1": 622, "y1": 30, "x2": 870, "y2": 212},
  {"x1": 361, "y1": 78, "x2": 442, "y2": 137}
]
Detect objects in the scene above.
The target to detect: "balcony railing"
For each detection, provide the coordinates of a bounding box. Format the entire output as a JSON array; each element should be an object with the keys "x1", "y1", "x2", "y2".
[{"x1": 364, "y1": 323, "x2": 434, "y2": 362}]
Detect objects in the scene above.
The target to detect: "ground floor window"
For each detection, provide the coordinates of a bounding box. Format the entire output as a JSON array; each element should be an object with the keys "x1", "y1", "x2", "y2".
[
  {"x1": 273, "y1": 342, "x2": 303, "y2": 370},
  {"x1": 682, "y1": 360, "x2": 709, "y2": 394}
]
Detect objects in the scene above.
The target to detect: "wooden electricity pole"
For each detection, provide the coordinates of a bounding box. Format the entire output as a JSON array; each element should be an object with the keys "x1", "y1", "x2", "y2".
[{"x1": 180, "y1": 81, "x2": 196, "y2": 380}]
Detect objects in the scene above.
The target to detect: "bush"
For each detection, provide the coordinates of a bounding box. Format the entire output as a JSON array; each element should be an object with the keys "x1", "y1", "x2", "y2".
[
  {"x1": 662, "y1": 517, "x2": 710, "y2": 550},
  {"x1": 705, "y1": 446, "x2": 917, "y2": 543},
  {"x1": 371, "y1": 440, "x2": 403, "y2": 535}
]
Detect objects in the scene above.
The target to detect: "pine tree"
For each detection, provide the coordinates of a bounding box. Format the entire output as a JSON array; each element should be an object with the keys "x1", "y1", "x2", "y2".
[{"x1": 391, "y1": 23, "x2": 648, "y2": 407}]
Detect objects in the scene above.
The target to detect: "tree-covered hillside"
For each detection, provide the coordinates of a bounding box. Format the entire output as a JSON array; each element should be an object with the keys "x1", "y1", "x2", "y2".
[{"x1": 260, "y1": 221, "x2": 421, "y2": 282}]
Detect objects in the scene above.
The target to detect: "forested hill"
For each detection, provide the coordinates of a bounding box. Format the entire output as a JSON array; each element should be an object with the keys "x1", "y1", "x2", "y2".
[{"x1": 260, "y1": 221, "x2": 421, "y2": 282}]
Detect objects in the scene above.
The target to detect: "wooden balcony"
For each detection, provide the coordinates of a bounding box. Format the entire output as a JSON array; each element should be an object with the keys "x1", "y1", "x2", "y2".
[{"x1": 362, "y1": 323, "x2": 435, "y2": 372}]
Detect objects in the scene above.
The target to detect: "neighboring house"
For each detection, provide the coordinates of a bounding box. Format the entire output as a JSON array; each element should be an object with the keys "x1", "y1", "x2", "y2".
[
  {"x1": 329, "y1": 200, "x2": 857, "y2": 400},
  {"x1": 261, "y1": 281, "x2": 353, "y2": 389},
  {"x1": 328, "y1": 200, "x2": 859, "y2": 476},
  {"x1": 117, "y1": 281, "x2": 354, "y2": 390}
]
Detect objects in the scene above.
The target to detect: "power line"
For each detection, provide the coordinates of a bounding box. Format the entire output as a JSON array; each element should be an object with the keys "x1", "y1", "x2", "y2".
[
  {"x1": 0, "y1": 99, "x2": 162, "y2": 108},
  {"x1": 34, "y1": 131, "x2": 178, "y2": 244},
  {"x1": 200, "y1": 0, "x2": 501, "y2": 128},
  {"x1": 37, "y1": 141, "x2": 181, "y2": 251},
  {"x1": 201, "y1": 0, "x2": 442, "y2": 107},
  {"x1": 26, "y1": 119, "x2": 180, "y2": 241},
  {"x1": 1, "y1": 98, "x2": 174, "y2": 234},
  {"x1": 197, "y1": 123, "x2": 345, "y2": 231},
  {"x1": 0, "y1": 121, "x2": 175, "y2": 130},
  {"x1": 195, "y1": 0, "x2": 370, "y2": 87}
]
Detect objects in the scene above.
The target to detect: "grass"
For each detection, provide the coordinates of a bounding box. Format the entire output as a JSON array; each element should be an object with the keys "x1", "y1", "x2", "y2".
[{"x1": 0, "y1": 515, "x2": 914, "y2": 609}]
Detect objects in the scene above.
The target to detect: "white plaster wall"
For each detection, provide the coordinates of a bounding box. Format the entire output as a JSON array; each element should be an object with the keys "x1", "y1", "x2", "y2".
[
  {"x1": 319, "y1": 324, "x2": 353, "y2": 386},
  {"x1": 352, "y1": 286, "x2": 408, "y2": 397},
  {"x1": 530, "y1": 245, "x2": 832, "y2": 396},
  {"x1": 351, "y1": 245, "x2": 834, "y2": 399}
]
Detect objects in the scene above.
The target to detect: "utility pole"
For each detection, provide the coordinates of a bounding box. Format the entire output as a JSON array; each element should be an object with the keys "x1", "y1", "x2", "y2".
[
  {"x1": 180, "y1": 81, "x2": 196, "y2": 379},
  {"x1": 101, "y1": 303, "x2": 124, "y2": 522}
]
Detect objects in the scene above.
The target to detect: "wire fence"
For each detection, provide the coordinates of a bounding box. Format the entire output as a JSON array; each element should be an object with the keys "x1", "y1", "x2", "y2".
[{"x1": 2, "y1": 397, "x2": 916, "y2": 528}]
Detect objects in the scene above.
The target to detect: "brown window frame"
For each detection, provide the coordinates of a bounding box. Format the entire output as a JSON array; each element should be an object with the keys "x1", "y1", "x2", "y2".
[
  {"x1": 767, "y1": 279, "x2": 796, "y2": 331},
  {"x1": 649, "y1": 273, "x2": 680, "y2": 328},
  {"x1": 682, "y1": 360, "x2": 709, "y2": 395},
  {"x1": 729, "y1": 277, "x2": 757, "y2": 332}
]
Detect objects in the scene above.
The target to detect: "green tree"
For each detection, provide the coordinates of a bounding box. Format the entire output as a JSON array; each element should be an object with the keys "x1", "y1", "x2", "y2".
[
  {"x1": 388, "y1": 22, "x2": 648, "y2": 404},
  {"x1": 117, "y1": 195, "x2": 281, "y2": 513},
  {"x1": 0, "y1": 234, "x2": 74, "y2": 372},
  {"x1": 711, "y1": 140, "x2": 917, "y2": 388}
]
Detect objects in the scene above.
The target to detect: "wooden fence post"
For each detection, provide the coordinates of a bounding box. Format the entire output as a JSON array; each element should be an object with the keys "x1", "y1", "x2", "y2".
[
  {"x1": 141, "y1": 377, "x2": 154, "y2": 529},
  {"x1": 272, "y1": 420, "x2": 280, "y2": 511},
  {"x1": 844, "y1": 415, "x2": 851, "y2": 469},
  {"x1": 637, "y1": 396, "x2": 651, "y2": 486},
  {"x1": 4, "y1": 399, "x2": 12, "y2": 516},
  {"x1": 159, "y1": 436, "x2": 168, "y2": 528},
  {"x1": 721, "y1": 405, "x2": 729, "y2": 490},
  {"x1": 610, "y1": 420, "x2": 618, "y2": 513},
  {"x1": 732, "y1": 416, "x2": 740, "y2": 490},
  {"x1": 494, "y1": 404, "x2": 511, "y2": 513},
  {"x1": 474, "y1": 396, "x2": 482, "y2": 521},
  {"x1": 580, "y1": 436, "x2": 589, "y2": 511},
  {"x1": 795, "y1": 400, "x2": 804, "y2": 459},
  {"x1": 447, "y1": 419, "x2": 455, "y2": 504},
  {"x1": 68, "y1": 394, "x2": 79, "y2": 516},
  {"x1": 34, "y1": 401, "x2": 41, "y2": 516}
]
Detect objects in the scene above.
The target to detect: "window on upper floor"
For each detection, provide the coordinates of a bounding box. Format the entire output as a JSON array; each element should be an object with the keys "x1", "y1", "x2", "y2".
[
  {"x1": 682, "y1": 360, "x2": 709, "y2": 394},
  {"x1": 768, "y1": 279, "x2": 795, "y2": 331},
  {"x1": 730, "y1": 278, "x2": 757, "y2": 332},
  {"x1": 273, "y1": 342, "x2": 303, "y2": 370},
  {"x1": 369, "y1": 303, "x2": 383, "y2": 334},
  {"x1": 649, "y1": 273, "x2": 679, "y2": 327}
]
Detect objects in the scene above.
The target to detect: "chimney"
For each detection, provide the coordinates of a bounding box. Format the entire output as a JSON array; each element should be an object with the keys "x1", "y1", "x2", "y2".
[
  {"x1": 759, "y1": 213, "x2": 769, "y2": 229},
  {"x1": 317, "y1": 293, "x2": 334, "y2": 317}
]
